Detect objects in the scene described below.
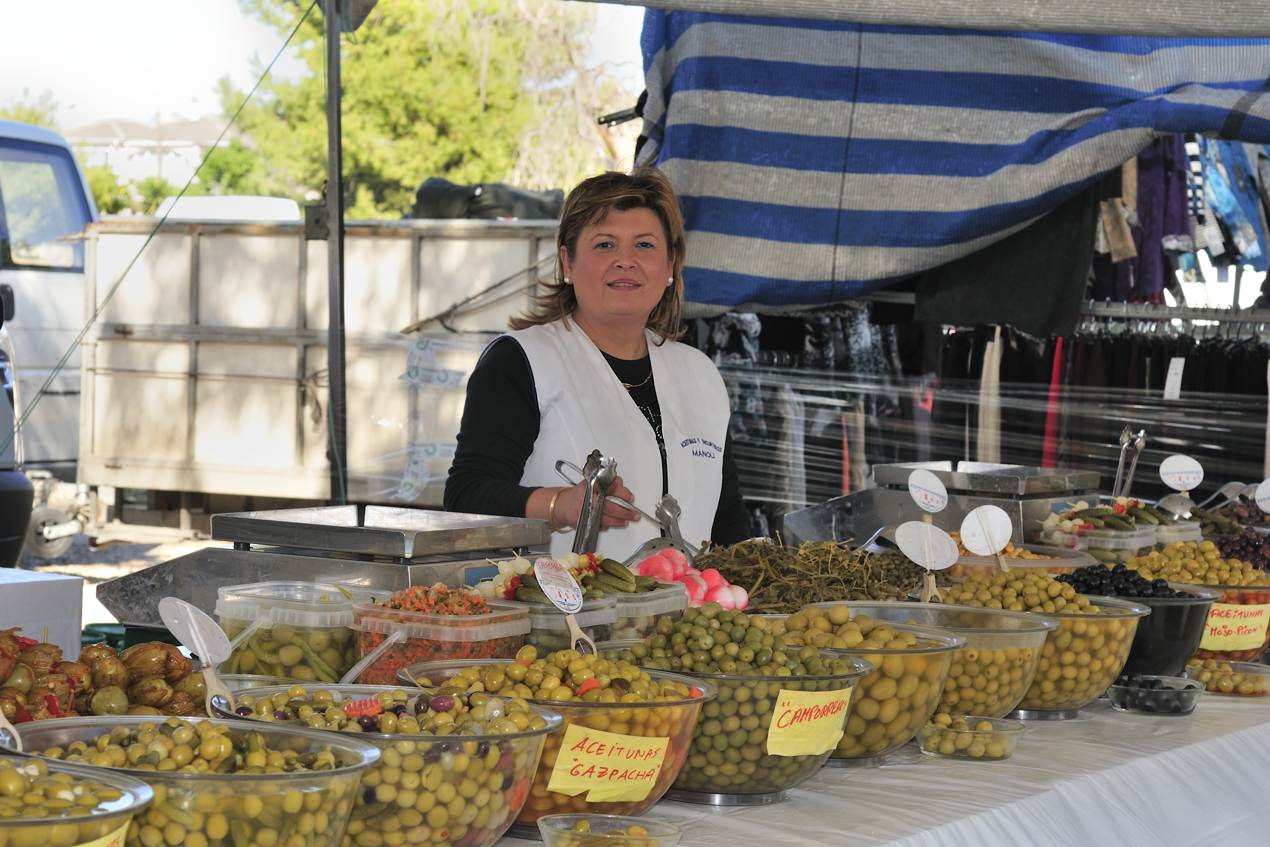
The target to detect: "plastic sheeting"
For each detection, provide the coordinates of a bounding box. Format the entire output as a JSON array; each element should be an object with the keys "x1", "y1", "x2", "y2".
[
  {"x1": 503, "y1": 698, "x2": 1270, "y2": 846},
  {"x1": 579, "y1": 0, "x2": 1270, "y2": 36}
]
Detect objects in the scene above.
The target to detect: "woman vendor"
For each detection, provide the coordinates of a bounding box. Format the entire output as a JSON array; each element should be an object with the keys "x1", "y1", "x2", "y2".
[{"x1": 444, "y1": 167, "x2": 748, "y2": 558}]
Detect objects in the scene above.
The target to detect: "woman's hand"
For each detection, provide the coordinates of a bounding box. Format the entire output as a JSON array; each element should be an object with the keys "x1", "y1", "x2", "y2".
[{"x1": 550, "y1": 477, "x2": 641, "y2": 531}]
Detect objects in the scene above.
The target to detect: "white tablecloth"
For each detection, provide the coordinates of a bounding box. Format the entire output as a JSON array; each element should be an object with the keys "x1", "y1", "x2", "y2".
[{"x1": 505, "y1": 698, "x2": 1270, "y2": 846}]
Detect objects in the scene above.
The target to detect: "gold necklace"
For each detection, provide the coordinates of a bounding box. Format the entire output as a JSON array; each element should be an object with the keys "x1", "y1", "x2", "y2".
[{"x1": 621, "y1": 371, "x2": 653, "y2": 391}]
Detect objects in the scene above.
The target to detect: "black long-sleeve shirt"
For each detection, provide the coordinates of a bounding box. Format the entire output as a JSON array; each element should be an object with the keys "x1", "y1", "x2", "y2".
[{"x1": 444, "y1": 336, "x2": 749, "y2": 545}]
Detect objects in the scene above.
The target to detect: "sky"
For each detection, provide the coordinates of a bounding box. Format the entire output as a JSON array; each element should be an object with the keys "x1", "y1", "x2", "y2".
[{"x1": 0, "y1": 0, "x2": 645, "y2": 130}]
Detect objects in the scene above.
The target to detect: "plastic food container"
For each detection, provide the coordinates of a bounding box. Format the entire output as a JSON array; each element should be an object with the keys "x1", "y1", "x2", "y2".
[
  {"x1": 399, "y1": 659, "x2": 712, "y2": 836},
  {"x1": 350, "y1": 600, "x2": 530, "y2": 685},
  {"x1": 220, "y1": 673, "x2": 293, "y2": 692},
  {"x1": 948, "y1": 546, "x2": 1095, "y2": 578},
  {"x1": 1154, "y1": 520, "x2": 1204, "y2": 545},
  {"x1": 917, "y1": 716, "x2": 1023, "y2": 761},
  {"x1": 1120, "y1": 585, "x2": 1221, "y2": 677},
  {"x1": 1107, "y1": 676, "x2": 1203, "y2": 715},
  {"x1": 823, "y1": 601, "x2": 1056, "y2": 718},
  {"x1": 215, "y1": 581, "x2": 357, "y2": 682},
  {"x1": 0, "y1": 754, "x2": 154, "y2": 847},
  {"x1": 1188, "y1": 584, "x2": 1270, "y2": 662},
  {"x1": 538, "y1": 814, "x2": 682, "y2": 847},
  {"x1": 514, "y1": 597, "x2": 617, "y2": 653},
  {"x1": 1015, "y1": 597, "x2": 1149, "y2": 718},
  {"x1": 1186, "y1": 659, "x2": 1270, "y2": 696},
  {"x1": 3, "y1": 716, "x2": 379, "y2": 847},
  {"x1": 1040, "y1": 526, "x2": 1158, "y2": 565},
  {"x1": 612, "y1": 583, "x2": 688, "y2": 641},
  {"x1": 214, "y1": 684, "x2": 561, "y2": 847},
  {"x1": 665, "y1": 652, "x2": 871, "y2": 804},
  {"x1": 805, "y1": 618, "x2": 963, "y2": 765}
]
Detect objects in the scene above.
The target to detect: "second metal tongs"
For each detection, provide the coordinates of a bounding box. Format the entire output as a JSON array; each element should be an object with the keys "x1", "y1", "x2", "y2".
[{"x1": 1112, "y1": 426, "x2": 1147, "y2": 498}]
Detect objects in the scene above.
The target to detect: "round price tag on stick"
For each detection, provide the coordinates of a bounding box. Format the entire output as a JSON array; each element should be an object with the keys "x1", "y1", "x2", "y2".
[
  {"x1": 1256, "y1": 479, "x2": 1270, "y2": 514},
  {"x1": 959, "y1": 506, "x2": 1013, "y2": 556},
  {"x1": 1159, "y1": 455, "x2": 1204, "y2": 493},
  {"x1": 895, "y1": 521, "x2": 958, "y2": 571},
  {"x1": 908, "y1": 470, "x2": 949, "y2": 514},
  {"x1": 533, "y1": 558, "x2": 584, "y2": 613}
]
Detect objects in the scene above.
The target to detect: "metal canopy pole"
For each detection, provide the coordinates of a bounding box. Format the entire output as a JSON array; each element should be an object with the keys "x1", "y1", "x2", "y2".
[{"x1": 324, "y1": 0, "x2": 348, "y2": 505}]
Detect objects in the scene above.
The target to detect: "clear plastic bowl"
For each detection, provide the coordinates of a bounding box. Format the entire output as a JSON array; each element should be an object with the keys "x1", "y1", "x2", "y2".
[
  {"x1": 215, "y1": 580, "x2": 358, "y2": 682},
  {"x1": 351, "y1": 599, "x2": 529, "y2": 684},
  {"x1": 1040, "y1": 526, "x2": 1158, "y2": 564},
  {"x1": 917, "y1": 716, "x2": 1023, "y2": 761},
  {"x1": 214, "y1": 683, "x2": 561, "y2": 847},
  {"x1": 538, "y1": 814, "x2": 682, "y2": 847},
  {"x1": 1155, "y1": 521, "x2": 1204, "y2": 545},
  {"x1": 612, "y1": 583, "x2": 688, "y2": 641},
  {"x1": 1185, "y1": 659, "x2": 1270, "y2": 696},
  {"x1": 3, "y1": 716, "x2": 380, "y2": 847},
  {"x1": 510, "y1": 597, "x2": 617, "y2": 654},
  {"x1": 1120, "y1": 585, "x2": 1221, "y2": 677},
  {"x1": 0, "y1": 753, "x2": 154, "y2": 847},
  {"x1": 1017, "y1": 597, "x2": 1150, "y2": 715},
  {"x1": 397, "y1": 659, "x2": 713, "y2": 833},
  {"x1": 948, "y1": 545, "x2": 1095, "y2": 578},
  {"x1": 1187, "y1": 584, "x2": 1270, "y2": 662},
  {"x1": 821, "y1": 601, "x2": 1056, "y2": 718},
  {"x1": 1107, "y1": 675, "x2": 1203, "y2": 715}
]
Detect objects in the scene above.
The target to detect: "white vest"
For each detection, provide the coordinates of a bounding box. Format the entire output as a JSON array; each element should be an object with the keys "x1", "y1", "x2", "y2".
[{"x1": 506, "y1": 319, "x2": 730, "y2": 560}]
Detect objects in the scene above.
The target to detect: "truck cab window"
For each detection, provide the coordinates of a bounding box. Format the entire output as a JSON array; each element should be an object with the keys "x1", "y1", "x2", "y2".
[{"x1": 0, "y1": 140, "x2": 91, "y2": 271}]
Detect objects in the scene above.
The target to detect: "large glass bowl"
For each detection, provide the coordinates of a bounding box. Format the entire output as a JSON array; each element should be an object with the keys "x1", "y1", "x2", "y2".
[
  {"x1": 1015, "y1": 596, "x2": 1150, "y2": 718},
  {"x1": 1, "y1": 716, "x2": 380, "y2": 847},
  {"x1": 0, "y1": 753, "x2": 154, "y2": 847},
  {"x1": 816, "y1": 601, "x2": 1057, "y2": 718},
  {"x1": 213, "y1": 683, "x2": 561, "y2": 847},
  {"x1": 398, "y1": 659, "x2": 713, "y2": 836}
]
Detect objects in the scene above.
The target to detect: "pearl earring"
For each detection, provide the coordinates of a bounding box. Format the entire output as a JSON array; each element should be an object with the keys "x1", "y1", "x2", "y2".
[
  {"x1": 666, "y1": 277, "x2": 674, "y2": 285},
  {"x1": 563, "y1": 277, "x2": 571, "y2": 285}
]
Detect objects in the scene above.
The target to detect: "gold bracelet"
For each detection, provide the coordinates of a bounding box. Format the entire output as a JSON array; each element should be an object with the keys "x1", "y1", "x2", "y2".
[{"x1": 546, "y1": 488, "x2": 564, "y2": 532}]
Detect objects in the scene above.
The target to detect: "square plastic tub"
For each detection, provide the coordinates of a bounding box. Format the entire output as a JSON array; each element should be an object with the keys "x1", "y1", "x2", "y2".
[
  {"x1": 1039, "y1": 526, "x2": 1158, "y2": 565},
  {"x1": 1107, "y1": 675, "x2": 1203, "y2": 715},
  {"x1": 350, "y1": 599, "x2": 530, "y2": 684},
  {"x1": 513, "y1": 596, "x2": 617, "y2": 653},
  {"x1": 215, "y1": 580, "x2": 357, "y2": 682},
  {"x1": 612, "y1": 583, "x2": 688, "y2": 640},
  {"x1": 1155, "y1": 520, "x2": 1204, "y2": 545}
]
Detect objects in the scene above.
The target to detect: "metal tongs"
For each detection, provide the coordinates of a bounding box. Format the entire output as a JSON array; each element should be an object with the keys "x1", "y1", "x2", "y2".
[
  {"x1": 1112, "y1": 426, "x2": 1147, "y2": 498},
  {"x1": 567, "y1": 450, "x2": 618, "y2": 556}
]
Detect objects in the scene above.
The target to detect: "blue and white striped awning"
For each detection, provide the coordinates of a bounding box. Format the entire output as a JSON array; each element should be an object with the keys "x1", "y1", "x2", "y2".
[{"x1": 636, "y1": 12, "x2": 1270, "y2": 310}]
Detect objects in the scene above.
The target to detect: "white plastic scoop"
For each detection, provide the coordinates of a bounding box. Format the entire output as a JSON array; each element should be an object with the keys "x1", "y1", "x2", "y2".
[{"x1": 158, "y1": 597, "x2": 236, "y2": 715}]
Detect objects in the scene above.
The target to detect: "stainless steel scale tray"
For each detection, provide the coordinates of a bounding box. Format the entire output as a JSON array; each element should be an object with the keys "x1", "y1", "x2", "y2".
[
  {"x1": 211, "y1": 506, "x2": 549, "y2": 559},
  {"x1": 872, "y1": 462, "x2": 1099, "y2": 497}
]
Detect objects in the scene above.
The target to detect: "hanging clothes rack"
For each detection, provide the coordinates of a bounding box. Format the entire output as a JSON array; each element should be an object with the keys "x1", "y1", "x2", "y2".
[{"x1": 1081, "y1": 302, "x2": 1270, "y2": 324}]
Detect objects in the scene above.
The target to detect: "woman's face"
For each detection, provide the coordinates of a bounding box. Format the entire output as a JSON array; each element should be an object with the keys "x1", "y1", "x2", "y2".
[{"x1": 561, "y1": 206, "x2": 673, "y2": 330}]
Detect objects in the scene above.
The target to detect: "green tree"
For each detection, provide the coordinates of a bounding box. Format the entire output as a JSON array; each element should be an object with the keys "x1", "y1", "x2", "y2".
[
  {"x1": 0, "y1": 89, "x2": 58, "y2": 130},
  {"x1": 199, "y1": 139, "x2": 269, "y2": 195},
  {"x1": 133, "y1": 176, "x2": 181, "y2": 216},
  {"x1": 83, "y1": 164, "x2": 131, "y2": 215},
  {"x1": 225, "y1": 0, "x2": 636, "y2": 218}
]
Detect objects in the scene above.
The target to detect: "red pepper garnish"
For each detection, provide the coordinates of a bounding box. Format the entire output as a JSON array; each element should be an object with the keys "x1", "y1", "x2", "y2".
[
  {"x1": 1115, "y1": 503, "x2": 1126, "y2": 514},
  {"x1": 503, "y1": 575, "x2": 523, "y2": 600},
  {"x1": 584, "y1": 552, "x2": 598, "y2": 569},
  {"x1": 44, "y1": 694, "x2": 63, "y2": 718},
  {"x1": 15, "y1": 635, "x2": 37, "y2": 650},
  {"x1": 13, "y1": 703, "x2": 32, "y2": 723},
  {"x1": 343, "y1": 698, "x2": 383, "y2": 719},
  {"x1": 575, "y1": 678, "x2": 601, "y2": 697}
]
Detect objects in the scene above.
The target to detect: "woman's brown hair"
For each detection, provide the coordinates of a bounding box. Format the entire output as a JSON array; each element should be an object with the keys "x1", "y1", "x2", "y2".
[{"x1": 510, "y1": 167, "x2": 686, "y2": 341}]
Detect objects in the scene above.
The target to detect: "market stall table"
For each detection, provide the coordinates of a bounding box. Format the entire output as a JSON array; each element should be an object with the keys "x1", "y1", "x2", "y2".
[{"x1": 502, "y1": 697, "x2": 1270, "y2": 846}]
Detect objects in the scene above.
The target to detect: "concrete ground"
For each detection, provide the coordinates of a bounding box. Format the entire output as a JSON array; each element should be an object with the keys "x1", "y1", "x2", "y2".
[{"x1": 22, "y1": 535, "x2": 219, "y2": 632}]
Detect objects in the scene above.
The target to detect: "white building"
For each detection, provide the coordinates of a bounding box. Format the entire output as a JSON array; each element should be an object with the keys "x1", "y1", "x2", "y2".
[{"x1": 65, "y1": 116, "x2": 235, "y2": 185}]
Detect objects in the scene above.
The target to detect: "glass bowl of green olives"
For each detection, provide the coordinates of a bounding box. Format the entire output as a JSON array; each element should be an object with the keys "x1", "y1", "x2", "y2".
[
  {"x1": 538, "y1": 813, "x2": 682, "y2": 847},
  {"x1": 606, "y1": 607, "x2": 872, "y2": 805},
  {"x1": 917, "y1": 714, "x2": 1024, "y2": 761},
  {"x1": 0, "y1": 753, "x2": 154, "y2": 847},
  {"x1": 398, "y1": 648, "x2": 715, "y2": 837},
  {"x1": 213, "y1": 684, "x2": 562, "y2": 847},
  {"x1": 2, "y1": 716, "x2": 380, "y2": 847}
]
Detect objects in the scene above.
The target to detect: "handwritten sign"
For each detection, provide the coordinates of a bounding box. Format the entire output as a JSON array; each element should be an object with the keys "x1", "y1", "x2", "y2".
[
  {"x1": 1200, "y1": 603, "x2": 1270, "y2": 652},
  {"x1": 908, "y1": 469, "x2": 949, "y2": 513},
  {"x1": 765, "y1": 687, "x2": 855, "y2": 757},
  {"x1": 534, "y1": 558, "x2": 584, "y2": 614},
  {"x1": 75, "y1": 820, "x2": 131, "y2": 847},
  {"x1": 546, "y1": 724, "x2": 669, "y2": 802},
  {"x1": 1256, "y1": 479, "x2": 1270, "y2": 514},
  {"x1": 1160, "y1": 455, "x2": 1204, "y2": 492}
]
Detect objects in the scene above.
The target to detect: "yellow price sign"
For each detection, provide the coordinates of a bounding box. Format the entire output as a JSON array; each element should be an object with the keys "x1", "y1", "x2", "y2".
[
  {"x1": 547, "y1": 724, "x2": 670, "y2": 803},
  {"x1": 1201, "y1": 603, "x2": 1270, "y2": 652},
  {"x1": 765, "y1": 686, "x2": 854, "y2": 757}
]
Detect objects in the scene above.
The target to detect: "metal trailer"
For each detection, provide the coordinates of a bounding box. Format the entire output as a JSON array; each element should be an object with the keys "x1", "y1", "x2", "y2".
[{"x1": 73, "y1": 216, "x2": 555, "y2": 541}]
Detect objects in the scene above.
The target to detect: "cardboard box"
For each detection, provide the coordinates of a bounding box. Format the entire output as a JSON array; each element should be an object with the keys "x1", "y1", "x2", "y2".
[{"x1": 0, "y1": 569, "x2": 84, "y2": 656}]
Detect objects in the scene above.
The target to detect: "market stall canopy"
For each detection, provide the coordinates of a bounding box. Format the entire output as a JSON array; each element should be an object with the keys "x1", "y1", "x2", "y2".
[
  {"x1": 582, "y1": 1, "x2": 1270, "y2": 37},
  {"x1": 630, "y1": 11, "x2": 1270, "y2": 310}
]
